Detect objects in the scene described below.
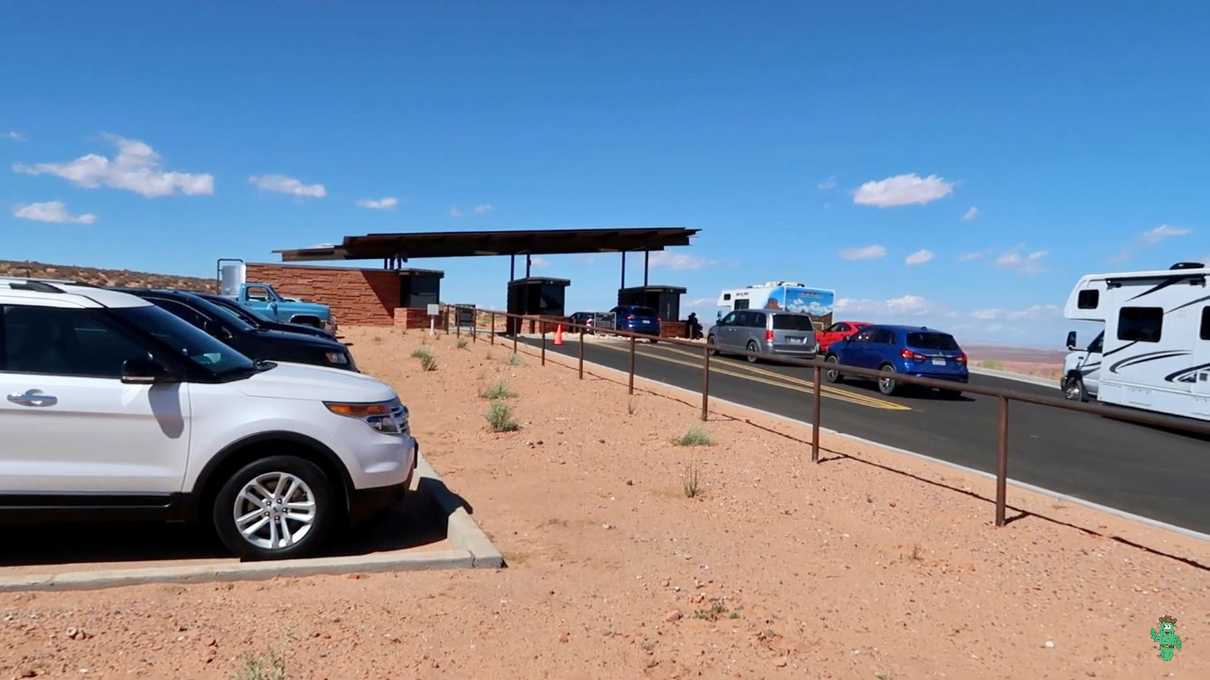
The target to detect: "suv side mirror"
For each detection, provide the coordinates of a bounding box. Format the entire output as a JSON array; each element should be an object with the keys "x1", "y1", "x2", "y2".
[
  {"x1": 121, "y1": 358, "x2": 177, "y2": 385},
  {"x1": 1065, "y1": 331, "x2": 1077, "y2": 351}
]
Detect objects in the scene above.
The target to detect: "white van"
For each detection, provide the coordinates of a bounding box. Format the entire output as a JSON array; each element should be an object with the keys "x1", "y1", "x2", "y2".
[{"x1": 1062, "y1": 262, "x2": 1210, "y2": 420}]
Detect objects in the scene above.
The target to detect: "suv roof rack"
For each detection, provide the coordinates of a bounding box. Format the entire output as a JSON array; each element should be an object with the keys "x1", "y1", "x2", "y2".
[{"x1": 3, "y1": 280, "x2": 66, "y2": 293}]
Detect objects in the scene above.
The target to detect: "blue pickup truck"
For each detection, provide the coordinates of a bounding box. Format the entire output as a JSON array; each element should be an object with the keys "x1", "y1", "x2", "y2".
[{"x1": 230, "y1": 282, "x2": 335, "y2": 333}]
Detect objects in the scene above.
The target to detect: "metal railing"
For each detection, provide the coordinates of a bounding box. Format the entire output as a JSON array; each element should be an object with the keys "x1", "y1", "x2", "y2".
[{"x1": 438, "y1": 305, "x2": 1210, "y2": 528}]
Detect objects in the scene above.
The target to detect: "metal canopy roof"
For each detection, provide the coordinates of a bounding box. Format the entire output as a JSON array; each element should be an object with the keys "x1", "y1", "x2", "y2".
[{"x1": 276, "y1": 227, "x2": 699, "y2": 262}]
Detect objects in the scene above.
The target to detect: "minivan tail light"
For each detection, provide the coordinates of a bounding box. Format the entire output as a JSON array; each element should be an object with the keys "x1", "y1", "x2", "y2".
[
  {"x1": 900, "y1": 348, "x2": 926, "y2": 362},
  {"x1": 765, "y1": 329, "x2": 774, "y2": 342}
]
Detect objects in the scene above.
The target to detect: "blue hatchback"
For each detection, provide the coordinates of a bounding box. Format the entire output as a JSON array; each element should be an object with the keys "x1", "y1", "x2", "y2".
[
  {"x1": 823, "y1": 325, "x2": 968, "y2": 396},
  {"x1": 610, "y1": 304, "x2": 661, "y2": 338}
]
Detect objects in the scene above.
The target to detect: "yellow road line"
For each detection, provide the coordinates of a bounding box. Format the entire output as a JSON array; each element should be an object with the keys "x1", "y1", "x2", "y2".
[{"x1": 588, "y1": 341, "x2": 909, "y2": 411}]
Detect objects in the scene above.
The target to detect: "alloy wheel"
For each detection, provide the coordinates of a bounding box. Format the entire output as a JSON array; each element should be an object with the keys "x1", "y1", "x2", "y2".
[{"x1": 232, "y1": 471, "x2": 317, "y2": 551}]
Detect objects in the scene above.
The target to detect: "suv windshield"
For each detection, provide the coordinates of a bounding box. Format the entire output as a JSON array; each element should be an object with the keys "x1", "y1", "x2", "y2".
[
  {"x1": 772, "y1": 314, "x2": 814, "y2": 331},
  {"x1": 189, "y1": 296, "x2": 256, "y2": 333},
  {"x1": 907, "y1": 332, "x2": 960, "y2": 351},
  {"x1": 113, "y1": 306, "x2": 256, "y2": 378}
]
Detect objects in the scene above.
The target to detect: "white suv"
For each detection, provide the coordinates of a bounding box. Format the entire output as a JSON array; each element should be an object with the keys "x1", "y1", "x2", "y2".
[{"x1": 0, "y1": 279, "x2": 417, "y2": 560}]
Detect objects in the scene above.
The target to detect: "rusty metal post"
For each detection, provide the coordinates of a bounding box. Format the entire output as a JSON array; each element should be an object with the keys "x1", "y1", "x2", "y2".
[
  {"x1": 456, "y1": 311, "x2": 461, "y2": 338},
  {"x1": 541, "y1": 328, "x2": 546, "y2": 366},
  {"x1": 811, "y1": 365, "x2": 822, "y2": 463},
  {"x1": 701, "y1": 344, "x2": 711, "y2": 421},
  {"x1": 512, "y1": 317, "x2": 518, "y2": 354},
  {"x1": 578, "y1": 330, "x2": 585, "y2": 379},
  {"x1": 472, "y1": 311, "x2": 476, "y2": 342},
  {"x1": 628, "y1": 335, "x2": 636, "y2": 395},
  {"x1": 996, "y1": 396, "x2": 1009, "y2": 527},
  {"x1": 490, "y1": 311, "x2": 495, "y2": 345}
]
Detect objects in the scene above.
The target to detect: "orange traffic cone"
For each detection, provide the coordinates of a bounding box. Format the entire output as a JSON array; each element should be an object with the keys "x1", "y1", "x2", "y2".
[{"x1": 554, "y1": 323, "x2": 565, "y2": 346}]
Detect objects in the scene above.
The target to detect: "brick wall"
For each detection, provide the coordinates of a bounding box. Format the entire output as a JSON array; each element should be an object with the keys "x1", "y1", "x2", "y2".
[{"x1": 246, "y1": 263, "x2": 401, "y2": 326}]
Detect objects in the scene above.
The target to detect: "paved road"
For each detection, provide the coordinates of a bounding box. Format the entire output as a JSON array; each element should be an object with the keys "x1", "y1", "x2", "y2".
[{"x1": 519, "y1": 336, "x2": 1210, "y2": 534}]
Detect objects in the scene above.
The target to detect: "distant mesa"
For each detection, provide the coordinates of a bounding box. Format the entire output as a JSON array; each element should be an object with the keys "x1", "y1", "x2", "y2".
[{"x1": 0, "y1": 260, "x2": 216, "y2": 292}]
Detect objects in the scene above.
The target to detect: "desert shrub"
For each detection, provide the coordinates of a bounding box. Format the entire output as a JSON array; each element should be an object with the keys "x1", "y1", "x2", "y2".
[
  {"x1": 508, "y1": 353, "x2": 523, "y2": 366},
  {"x1": 479, "y1": 380, "x2": 516, "y2": 400},
  {"x1": 682, "y1": 460, "x2": 701, "y2": 498},
  {"x1": 456, "y1": 338, "x2": 469, "y2": 350},
  {"x1": 231, "y1": 652, "x2": 286, "y2": 680},
  {"x1": 674, "y1": 426, "x2": 714, "y2": 447},
  {"x1": 486, "y1": 401, "x2": 520, "y2": 432}
]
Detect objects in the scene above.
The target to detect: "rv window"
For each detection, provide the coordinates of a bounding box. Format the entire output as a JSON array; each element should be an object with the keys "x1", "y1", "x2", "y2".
[
  {"x1": 1077, "y1": 290, "x2": 1099, "y2": 309},
  {"x1": 1201, "y1": 308, "x2": 1210, "y2": 341},
  {"x1": 723, "y1": 294, "x2": 731, "y2": 301},
  {"x1": 1117, "y1": 307, "x2": 1163, "y2": 343},
  {"x1": 734, "y1": 299, "x2": 749, "y2": 310}
]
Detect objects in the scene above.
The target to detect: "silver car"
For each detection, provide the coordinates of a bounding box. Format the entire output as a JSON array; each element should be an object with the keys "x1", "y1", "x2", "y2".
[{"x1": 707, "y1": 309, "x2": 818, "y2": 363}]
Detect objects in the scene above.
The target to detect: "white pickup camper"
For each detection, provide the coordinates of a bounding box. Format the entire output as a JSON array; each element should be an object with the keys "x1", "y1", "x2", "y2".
[
  {"x1": 1062, "y1": 262, "x2": 1210, "y2": 421},
  {"x1": 716, "y1": 281, "x2": 835, "y2": 330}
]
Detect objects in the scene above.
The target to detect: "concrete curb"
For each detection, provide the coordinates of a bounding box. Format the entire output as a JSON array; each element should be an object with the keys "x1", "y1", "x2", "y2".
[
  {"x1": 415, "y1": 455, "x2": 505, "y2": 568},
  {"x1": 969, "y1": 366, "x2": 1059, "y2": 389},
  {"x1": 0, "y1": 453, "x2": 502, "y2": 592}
]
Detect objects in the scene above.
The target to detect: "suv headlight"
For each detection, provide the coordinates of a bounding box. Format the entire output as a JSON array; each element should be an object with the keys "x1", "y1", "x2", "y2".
[
  {"x1": 325, "y1": 351, "x2": 349, "y2": 365},
  {"x1": 325, "y1": 400, "x2": 406, "y2": 435}
]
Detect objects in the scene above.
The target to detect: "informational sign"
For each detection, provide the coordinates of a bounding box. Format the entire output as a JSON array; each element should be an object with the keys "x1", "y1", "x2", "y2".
[{"x1": 426, "y1": 303, "x2": 440, "y2": 316}]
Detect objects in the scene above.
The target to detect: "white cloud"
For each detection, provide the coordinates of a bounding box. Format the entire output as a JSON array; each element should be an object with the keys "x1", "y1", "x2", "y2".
[
  {"x1": 1141, "y1": 224, "x2": 1192, "y2": 244},
  {"x1": 836, "y1": 294, "x2": 933, "y2": 318},
  {"x1": 971, "y1": 304, "x2": 1061, "y2": 322},
  {"x1": 4, "y1": 131, "x2": 25, "y2": 142},
  {"x1": 685, "y1": 297, "x2": 715, "y2": 307},
  {"x1": 962, "y1": 206, "x2": 979, "y2": 221},
  {"x1": 472, "y1": 203, "x2": 494, "y2": 216},
  {"x1": 449, "y1": 206, "x2": 464, "y2": 218},
  {"x1": 13, "y1": 201, "x2": 96, "y2": 225},
  {"x1": 529, "y1": 255, "x2": 551, "y2": 269},
  {"x1": 249, "y1": 174, "x2": 326, "y2": 198},
  {"x1": 816, "y1": 176, "x2": 837, "y2": 191},
  {"x1": 13, "y1": 134, "x2": 213, "y2": 198},
  {"x1": 995, "y1": 247, "x2": 1048, "y2": 275},
  {"x1": 648, "y1": 251, "x2": 712, "y2": 270},
  {"x1": 356, "y1": 196, "x2": 398, "y2": 210},
  {"x1": 839, "y1": 244, "x2": 888, "y2": 261},
  {"x1": 958, "y1": 250, "x2": 989, "y2": 262},
  {"x1": 852, "y1": 173, "x2": 954, "y2": 208},
  {"x1": 905, "y1": 249, "x2": 935, "y2": 266}
]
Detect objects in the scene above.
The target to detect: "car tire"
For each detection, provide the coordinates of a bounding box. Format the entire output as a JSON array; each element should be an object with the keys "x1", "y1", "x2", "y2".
[
  {"x1": 746, "y1": 340, "x2": 760, "y2": 363},
  {"x1": 940, "y1": 388, "x2": 963, "y2": 400},
  {"x1": 707, "y1": 334, "x2": 719, "y2": 355},
  {"x1": 213, "y1": 455, "x2": 336, "y2": 561},
  {"x1": 1063, "y1": 375, "x2": 1088, "y2": 402},
  {"x1": 824, "y1": 355, "x2": 843, "y2": 383},
  {"x1": 877, "y1": 364, "x2": 898, "y2": 396}
]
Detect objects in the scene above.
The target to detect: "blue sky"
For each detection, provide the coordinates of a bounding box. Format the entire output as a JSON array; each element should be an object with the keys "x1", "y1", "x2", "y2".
[{"x1": 3, "y1": 1, "x2": 1207, "y2": 346}]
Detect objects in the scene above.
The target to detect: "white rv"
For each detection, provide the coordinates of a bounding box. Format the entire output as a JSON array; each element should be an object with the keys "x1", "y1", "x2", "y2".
[
  {"x1": 1062, "y1": 262, "x2": 1210, "y2": 420},
  {"x1": 716, "y1": 281, "x2": 835, "y2": 330}
]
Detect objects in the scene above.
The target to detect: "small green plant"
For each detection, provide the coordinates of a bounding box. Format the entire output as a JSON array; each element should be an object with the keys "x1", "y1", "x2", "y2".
[
  {"x1": 674, "y1": 426, "x2": 714, "y2": 447},
  {"x1": 692, "y1": 599, "x2": 729, "y2": 621},
  {"x1": 411, "y1": 346, "x2": 438, "y2": 371},
  {"x1": 508, "y1": 352, "x2": 523, "y2": 366},
  {"x1": 231, "y1": 652, "x2": 286, "y2": 680},
  {"x1": 682, "y1": 460, "x2": 701, "y2": 498},
  {"x1": 479, "y1": 380, "x2": 516, "y2": 400},
  {"x1": 486, "y1": 400, "x2": 520, "y2": 432},
  {"x1": 456, "y1": 338, "x2": 469, "y2": 350}
]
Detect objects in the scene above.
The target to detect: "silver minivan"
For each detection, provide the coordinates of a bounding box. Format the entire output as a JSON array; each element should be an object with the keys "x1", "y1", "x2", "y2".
[{"x1": 707, "y1": 309, "x2": 818, "y2": 363}]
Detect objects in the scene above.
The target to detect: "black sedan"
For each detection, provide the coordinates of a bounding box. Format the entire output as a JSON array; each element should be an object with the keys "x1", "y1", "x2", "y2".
[
  {"x1": 197, "y1": 293, "x2": 338, "y2": 340},
  {"x1": 116, "y1": 289, "x2": 357, "y2": 371}
]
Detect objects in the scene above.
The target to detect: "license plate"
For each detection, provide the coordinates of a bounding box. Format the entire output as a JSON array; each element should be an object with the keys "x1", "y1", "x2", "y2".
[
  {"x1": 931, "y1": 357, "x2": 946, "y2": 366},
  {"x1": 641, "y1": 320, "x2": 650, "y2": 324}
]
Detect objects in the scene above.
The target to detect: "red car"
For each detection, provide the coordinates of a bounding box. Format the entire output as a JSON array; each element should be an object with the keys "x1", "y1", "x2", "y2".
[{"x1": 816, "y1": 321, "x2": 871, "y2": 352}]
